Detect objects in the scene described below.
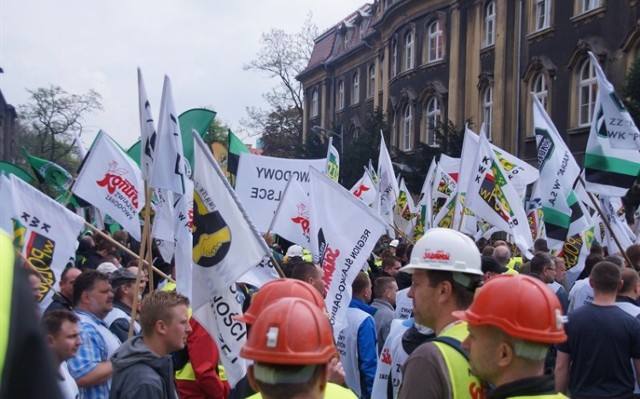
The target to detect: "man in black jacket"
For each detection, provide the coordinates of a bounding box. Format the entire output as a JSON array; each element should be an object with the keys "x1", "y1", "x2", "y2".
[{"x1": 44, "y1": 267, "x2": 82, "y2": 315}]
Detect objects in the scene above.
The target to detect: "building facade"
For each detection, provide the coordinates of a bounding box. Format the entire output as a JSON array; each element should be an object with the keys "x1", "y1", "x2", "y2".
[
  {"x1": 0, "y1": 88, "x2": 17, "y2": 163},
  {"x1": 297, "y1": 0, "x2": 640, "y2": 164}
]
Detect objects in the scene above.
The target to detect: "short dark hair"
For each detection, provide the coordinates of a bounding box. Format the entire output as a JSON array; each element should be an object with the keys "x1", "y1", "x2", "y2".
[
  {"x1": 584, "y1": 254, "x2": 605, "y2": 276},
  {"x1": 96, "y1": 239, "x2": 115, "y2": 253},
  {"x1": 381, "y1": 256, "x2": 401, "y2": 271},
  {"x1": 61, "y1": 267, "x2": 79, "y2": 283},
  {"x1": 530, "y1": 253, "x2": 553, "y2": 275},
  {"x1": 425, "y1": 270, "x2": 475, "y2": 309},
  {"x1": 534, "y1": 238, "x2": 549, "y2": 253},
  {"x1": 627, "y1": 244, "x2": 640, "y2": 268},
  {"x1": 351, "y1": 272, "x2": 371, "y2": 296},
  {"x1": 42, "y1": 310, "x2": 79, "y2": 336},
  {"x1": 72, "y1": 270, "x2": 109, "y2": 306},
  {"x1": 374, "y1": 277, "x2": 396, "y2": 298},
  {"x1": 140, "y1": 290, "x2": 190, "y2": 335},
  {"x1": 604, "y1": 255, "x2": 625, "y2": 268},
  {"x1": 590, "y1": 261, "x2": 622, "y2": 293},
  {"x1": 291, "y1": 262, "x2": 319, "y2": 283},
  {"x1": 620, "y1": 268, "x2": 640, "y2": 293}
]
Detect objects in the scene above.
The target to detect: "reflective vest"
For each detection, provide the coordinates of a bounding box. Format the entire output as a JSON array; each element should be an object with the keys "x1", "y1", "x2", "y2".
[
  {"x1": 431, "y1": 322, "x2": 485, "y2": 399},
  {"x1": 246, "y1": 382, "x2": 358, "y2": 398}
]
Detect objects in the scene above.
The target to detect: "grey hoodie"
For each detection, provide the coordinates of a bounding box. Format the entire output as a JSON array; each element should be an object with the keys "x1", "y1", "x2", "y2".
[{"x1": 109, "y1": 335, "x2": 177, "y2": 399}]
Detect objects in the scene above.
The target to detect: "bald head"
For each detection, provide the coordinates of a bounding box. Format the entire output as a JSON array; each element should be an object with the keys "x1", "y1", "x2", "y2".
[{"x1": 492, "y1": 246, "x2": 511, "y2": 266}]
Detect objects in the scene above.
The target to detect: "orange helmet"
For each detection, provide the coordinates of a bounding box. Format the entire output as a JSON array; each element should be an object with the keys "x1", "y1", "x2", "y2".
[
  {"x1": 235, "y1": 278, "x2": 326, "y2": 324},
  {"x1": 453, "y1": 274, "x2": 567, "y2": 344},
  {"x1": 240, "y1": 297, "x2": 337, "y2": 364}
]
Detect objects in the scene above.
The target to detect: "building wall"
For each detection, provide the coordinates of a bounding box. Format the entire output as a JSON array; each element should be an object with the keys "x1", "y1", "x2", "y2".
[
  {"x1": 298, "y1": 0, "x2": 640, "y2": 163},
  {"x1": 0, "y1": 90, "x2": 17, "y2": 163}
]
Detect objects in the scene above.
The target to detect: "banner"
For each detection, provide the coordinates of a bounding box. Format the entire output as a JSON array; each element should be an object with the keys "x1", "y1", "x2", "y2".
[
  {"x1": 269, "y1": 178, "x2": 312, "y2": 248},
  {"x1": 0, "y1": 175, "x2": 85, "y2": 312},
  {"x1": 191, "y1": 133, "x2": 272, "y2": 307},
  {"x1": 394, "y1": 178, "x2": 416, "y2": 237},
  {"x1": 325, "y1": 137, "x2": 340, "y2": 182},
  {"x1": 72, "y1": 131, "x2": 144, "y2": 241},
  {"x1": 350, "y1": 169, "x2": 378, "y2": 207},
  {"x1": 234, "y1": 153, "x2": 325, "y2": 232},
  {"x1": 308, "y1": 168, "x2": 386, "y2": 340},
  {"x1": 377, "y1": 133, "x2": 399, "y2": 226},
  {"x1": 22, "y1": 147, "x2": 73, "y2": 193}
]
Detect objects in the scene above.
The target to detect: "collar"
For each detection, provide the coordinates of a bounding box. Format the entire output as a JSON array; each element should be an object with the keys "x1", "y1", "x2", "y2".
[
  {"x1": 439, "y1": 319, "x2": 463, "y2": 335},
  {"x1": 113, "y1": 301, "x2": 134, "y2": 315},
  {"x1": 349, "y1": 298, "x2": 377, "y2": 316},
  {"x1": 372, "y1": 298, "x2": 394, "y2": 311},
  {"x1": 487, "y1": 375, "x2": 556, "y2": 399},
  {"x1": 75, "y1": 309, "x2": 108, "y2": 327},
  {"x1": 616, "y1": 295, "x2": 639, "y2": 305}
]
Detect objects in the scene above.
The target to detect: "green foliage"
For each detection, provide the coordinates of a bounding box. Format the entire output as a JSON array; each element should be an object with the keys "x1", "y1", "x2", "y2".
[
  {"x1": 623, "y1": 55, "x2": 640, "y2": 129},
  {"x1": 203, "y1": 117, "x2": 231, "y2": 145}
]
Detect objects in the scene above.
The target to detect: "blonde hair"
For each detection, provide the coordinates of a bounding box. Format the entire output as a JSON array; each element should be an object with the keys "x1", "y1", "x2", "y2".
[{"x1": 140, "y1": 290, "x2": 190, "y2": 335}]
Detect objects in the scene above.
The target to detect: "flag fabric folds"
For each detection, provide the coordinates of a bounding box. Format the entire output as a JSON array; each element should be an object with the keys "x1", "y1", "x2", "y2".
[
  {"x1": 325, "y1": 137, "x2": 340, "y2": 182},
  {"x1": 0, "y1": 161, "x2": 35, "y2": 184},
  {"x1": 377, "y1": 133, "x2": 399, "y2": 226},
  {"x1": 227, "y1": 129, "x2": 249, "y2": 179},
  {"x1": 22, "y1": 147, "x2": 73, "y2": 193},
  {"x1": 138, "y1": 68, "x2": 157, "y2": 181},
  {"x1": 72, "y1": 130, "x2": 145, "y2": 241},
  {"x1": 308, "y1": 167, "x2": 387, "y2": 340},
  {"x1": 269, "y1": 178, "x2": 312, "y2": 248},
  {"x1": 350, "y1": 168, "x2": 378, "y2": 207},
  {"x1": 0, "y1": 174, "x2": 85, "y2": 312}
]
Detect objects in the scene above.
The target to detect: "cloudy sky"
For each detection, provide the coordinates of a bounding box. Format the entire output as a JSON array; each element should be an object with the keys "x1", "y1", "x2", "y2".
[{"x1": 1, "y1": 0, "x2": 366, "y2": 149}]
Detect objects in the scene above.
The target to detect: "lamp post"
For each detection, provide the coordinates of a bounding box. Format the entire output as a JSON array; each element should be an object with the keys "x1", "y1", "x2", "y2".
[{"x1": 311, "y1": 125, "x2": 344, "y2": 161}]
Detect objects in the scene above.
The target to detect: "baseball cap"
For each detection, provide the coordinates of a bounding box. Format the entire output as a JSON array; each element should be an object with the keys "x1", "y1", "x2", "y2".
[
  {"x1": 97, "y1": 262, "x2": 119, "y2": 275},
  {"x1": 110, "y1": 267, "x2": 137, "y2": 291},
  {"x1": 389, "y1": 239, "x2": 400, "y2": 248},
  {"x1": 286, "y1": 245, "x2": 304, "y2": 258},
  {"x1": 481, "y1": 256, "x2": 508, "y2": 274}
]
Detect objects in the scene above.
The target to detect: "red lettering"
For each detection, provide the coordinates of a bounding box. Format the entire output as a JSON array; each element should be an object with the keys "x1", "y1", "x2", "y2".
[{"x1": 96, "y1": 172, "x2": 140, "y2": 208}]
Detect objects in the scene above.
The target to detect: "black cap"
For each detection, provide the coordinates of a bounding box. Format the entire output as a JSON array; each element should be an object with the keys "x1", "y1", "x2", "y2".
[
  {"x1": 110, "y1": 268, "x2": 137, "y2": 291},
  {"x1": 481, "y1": 256, "x2": 508, "y2": 274}
]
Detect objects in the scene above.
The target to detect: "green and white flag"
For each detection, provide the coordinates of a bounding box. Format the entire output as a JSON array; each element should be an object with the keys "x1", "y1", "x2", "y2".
[
  {"x1": 325, "y1": 137, "x2": 340, "y2": 182},
  {"x1": 588, "y1": 52, "x2": 640, "y2": 149},
  {"x1": 22, "y1": 147, "x2": 72, "y2": 193}
]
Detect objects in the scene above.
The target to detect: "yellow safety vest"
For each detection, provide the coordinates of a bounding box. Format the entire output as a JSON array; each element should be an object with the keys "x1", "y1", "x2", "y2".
[
  {"x1": 431, "y1": 322, "x2": 485, "y2": 399},
  {"x1": 0, "y1": 231, "x2": 14, "y2": 386},
  {"x1": 508, "y1": 257, "x2": 523, "y2": 270},
  {"x1": 245, "y1": 382, "x2": 358, "y2": 399}
]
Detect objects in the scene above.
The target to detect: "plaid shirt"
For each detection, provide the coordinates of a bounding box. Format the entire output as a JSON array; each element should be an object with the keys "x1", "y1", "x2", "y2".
[{"x1": 67, "y1": 310, "x2": 111, "y2": 399}]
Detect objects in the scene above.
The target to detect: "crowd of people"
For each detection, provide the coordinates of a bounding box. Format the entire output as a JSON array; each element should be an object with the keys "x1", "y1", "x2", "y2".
[{"x1": 6, "y1": 225, "x2": 640, "y2": 399}]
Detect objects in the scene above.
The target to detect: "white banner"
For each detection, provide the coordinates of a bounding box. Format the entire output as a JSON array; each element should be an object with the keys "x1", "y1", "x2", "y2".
[
  {"x1": 72, "y1": 130, "x2": 144, "y2": 241},
  {"x1": 308, "y1": 168, "x2": 386, "y2": 340},
  {"x1": 1, "y1": 175, "x2": 85, "y2": 312},
  {"x1": 234, "y1": 153, "x2": 326, "y2": 232},
  {"x1": 350, "y1": 170, "x2": 378, "y2": 207},
  {"x1": 270, "y1": 179, "x2": 312, "y2": 248}
]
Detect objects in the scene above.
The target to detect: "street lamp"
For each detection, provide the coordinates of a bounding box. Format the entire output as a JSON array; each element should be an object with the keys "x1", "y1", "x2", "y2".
[{"x1": 311, "y1": 125, "x2": 344, "y2": 161}]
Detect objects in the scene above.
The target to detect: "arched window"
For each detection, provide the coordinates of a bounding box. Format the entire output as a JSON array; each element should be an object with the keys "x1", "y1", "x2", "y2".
[
  {"x1": 391, "y1": 39, "x2": 398, "y2": 77},
  {"x1": 405, "y1": 31, "x2": 414, "y2": 71},
  {"x1": 484, "y1": 1, "x2": 496, "y2": 48},
  {"x1": 535, "y1": 0, "x2": 551, "y2": 31},
  {"x1": 352, "y1": 73, "x2": 360, "y2": 104},
  {"x1": 368, "y1": 64, "x2": 375, "y2": 98},
  {"x1": 578, "y1": 58, "x2": 597, "y2": 126},
  {"x1": 482, "y1": 86, "x2": 493, "y2": 140},
  {"x1": 337, "y1": 80, "x2": 345, "y2": 110},
  {"x1": 532, "y1": 73, "x2": 548, "y2": 109},
  {"x1": 424, "y1": 97, "x2": 442, "y2": 146},
  {"x1": 402, "y1": 104, "x2": 413, "y2": 151},
  {"x1": 427, "y1": 20, "x2": 443, "y2": 63},
  {"x1": 310, "y1": 89, "x2": 318, "y2": 118}
]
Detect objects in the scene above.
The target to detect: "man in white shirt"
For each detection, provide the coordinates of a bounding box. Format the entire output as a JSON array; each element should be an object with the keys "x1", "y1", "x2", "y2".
[{"x1": 43, "y1": 309, "x2": 83, "y2": 399}]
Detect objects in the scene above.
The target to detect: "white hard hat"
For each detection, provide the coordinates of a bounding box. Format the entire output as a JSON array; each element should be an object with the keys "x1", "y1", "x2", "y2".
[
  {"x1": 286, "y1": 245, "x2": 304, "y2": 258},
  {"x1": 400, "y1": 228, "x2": 482, "y2": 276},
  {"x1": 389, "y1": 239, "x2": 400, "y2": 248}
]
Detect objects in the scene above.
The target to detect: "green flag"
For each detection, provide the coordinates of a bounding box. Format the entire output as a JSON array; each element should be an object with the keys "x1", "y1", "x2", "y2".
[
  {"x1": 127, "y1": 108, "x2": 216, "y2": 169},
  {"x1": 0, "y1": 161, "x2": 35, "y2": 184},
  {"x1": 228, "y1": 129, "x2": 249, "y2": 176},
  {"x1": 21, "y1": 147, "x2": 72, "y2": 192}
]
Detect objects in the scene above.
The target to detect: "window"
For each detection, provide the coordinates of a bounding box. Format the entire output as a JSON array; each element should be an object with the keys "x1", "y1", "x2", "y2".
[
  {"x1": 532, "y1": 73, "x2": 548, "y2": 109},
  {"x1": 391, "y1": 40, "x2": 398, "y2": 77},
  {"x1": 368, "y1": 65, "x2": 375, "y2": 98},
  {"x1": 404, "y1": 31, "x2": 414, "y2": 71},
  {"x1": 402, "y1": 104, "x2": 413, "y2": 151},
  {"x1": 484, "y1": 1, "x2": 496, "y2": 48},
  {"x1": 535, "y1": 0, "x2": 551, "y2": 31},
  {"x1": 310, "y1": 89, "x2": 318, "y2": 118},
  {"x1": 424, "y1": 97, "x2": 442, "y2": 146},
  {"x1": 352, "y1": 73, "x2": 360, "y2": 104},
  {"x1": 578, "y1": 58, "x2": 597, "y2": 126},
  {"x1": 482, "y1": 86, "x2": 493, "y2": 140},
  {"x1": 581, "y1": 0, "x2": 601, "y2": 13},
  {"x1": 337, "y1": 80, "x2": 345, "y2": 110},
  {"x1": 427, "y1": 20, "x2": 444, "y2": 63},
  {"x1": 391, "y1": 112, "x2": 398, "y2": 147}
]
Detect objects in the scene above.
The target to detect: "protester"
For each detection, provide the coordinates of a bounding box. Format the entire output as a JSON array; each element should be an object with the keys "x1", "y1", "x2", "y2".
[
  {"x1": 45, "y1": 267, "x2": 82, "y2": 315},
  {"x1": 291, "y1": 262, "x2": 326, "y2": 298},
  {"x1": 371, "y1": 276, "x2": 398, "y2": 353},
  {"x1": 27, "y1": 268, "x2": 43, "y2": 303},
  {"x1": 68, "y1": 270, "x2": 122, "y2": 399},
  {"x1": 43, "y1": 310, "x2": 83, "y2": 399},
  {"x1": 398, "y1": 228, "x2": 484, "y2": 399},
  {"x1": 83, "y1": 241, "x2": 117, "y2": 271},
  {"x1": 529, "y1": 252, "x2": 569, "y2": 312},
  {"x1": 626, "y1": 244, "x2": 640, "y2": 271},
  {"x1": 556, "y1": 261, "x2": 640, "y2": 398},
  {"x1": 454, "y1": 274, "x2": 568, "y2": 398},
  {"x1": 96, "y1": 262, "x2": 119, "y2": 275},
  {"x1": 568, "y1": 254, "x2": 605, "y2": 312},
  {"x1": 110, "y1": 290, "x2": 192, "y2": 399},
  {"x1": 480, "y1": 255, "x2": 508, "y2": 281},
  {"x1": 241, "y1": 297, "x2": 354, "y2": 399},
  {"x1": 616, "y1": 268, "x2": 640, "y2": 396},
  {"x1": 103, "y1": 268, "x2": 141, "y2": 342},
  {"x1": 493, "y1": 245, "x2": 512, "y2": 270}
]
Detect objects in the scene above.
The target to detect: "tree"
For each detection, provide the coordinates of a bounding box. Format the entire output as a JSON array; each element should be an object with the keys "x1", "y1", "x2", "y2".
[
  {"x1": 242, "y1": 14, "x2": 318, "y2": 147},
  {"x1": 18, "y1": 85, "x2": 102, "y2": 170}
]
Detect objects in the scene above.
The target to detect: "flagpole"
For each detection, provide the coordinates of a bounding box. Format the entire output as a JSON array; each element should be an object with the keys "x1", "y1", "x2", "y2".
[
  {"x1": 266, "y1": 176, "x2": 295, "y2": 235},
  {"x1": 83, "y1": 221, "x2": 175, "y2": 283},
  {"x1": 14, "y1": 248, "x2": 60, "y2": 295},
  {"x1": 577, "y1": 175, "x2": 633, "y2": 266},
  {"x1": 391, "y1": 224, "x2": 415, "y2": 245}
]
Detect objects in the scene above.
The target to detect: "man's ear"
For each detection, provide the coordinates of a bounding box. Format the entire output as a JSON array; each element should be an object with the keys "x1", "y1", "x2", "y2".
[
  {"x1": 155, "y1": 319, "x2": 167, "y2": 336},
  {"x1": 45, "y1": 334, "x2": 55, "y2": 347}
]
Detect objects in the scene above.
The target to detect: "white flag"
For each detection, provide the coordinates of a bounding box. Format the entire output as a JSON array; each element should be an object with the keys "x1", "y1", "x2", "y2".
[
  {"x1": 394, "y1": 178, "x2": 416, "y2": 237},
  {"x1": 270, "y1": 178, "x2": 312, "y2": 248},
  {"x1": 138, "y1": 68, "x2": 157, "y2": 180},
  {"x1": 377, "y1": 133, "x2": 399, "y2": 225},
  {"x1": 350, "y1": 169, "x2": 378, "y2": 207},
  {"x1": 191, "y1": 133, "x2": 272, "y2": 308},
  {"x1": 325, "y1": 137, "x2": 340, "y2": 182},
  {"x1": 588, "y1": 52, "x2": 640, "y2": 149},
  {"x1": 465, "y1": 131, "x2": 533, "y2": 258},
  {"x1": 413, "y1": 158, "x2": 437, "y2": 240},
  {"x1": 0, "y1": 174, "x2": 85, "y2": 312},
  {"x1": 600, "y1": 196, "x2": 635, "y2": 252},
  {"x1": 174, "y1": 179, "x2": 194, "y2": 300},
  {"x1": 308, "y1": 168, "x2": 387, "y2": 339},
  {"x1": 72, "y1": 131, "x2": 144, "y2": 241},
  {"x1": 149, "y1": 76, "x2": 189, "y2": 194}
]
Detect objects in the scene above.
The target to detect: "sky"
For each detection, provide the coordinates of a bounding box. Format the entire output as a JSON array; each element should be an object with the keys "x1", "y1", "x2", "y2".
[{"x1": 0, "y1": 0, "x2": 366, "y2": 149}]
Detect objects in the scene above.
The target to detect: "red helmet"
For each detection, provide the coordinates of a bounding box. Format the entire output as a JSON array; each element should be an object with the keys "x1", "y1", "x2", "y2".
[
  {"x1": 235, "y1": 278, "x2": 326, "y2": 324},
  {"x1": 240, "y1": 297, "x2": 337, "y2": 364},
  {"x1": 453, "y1": 274, "x2": 567, "y2": 344}
]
